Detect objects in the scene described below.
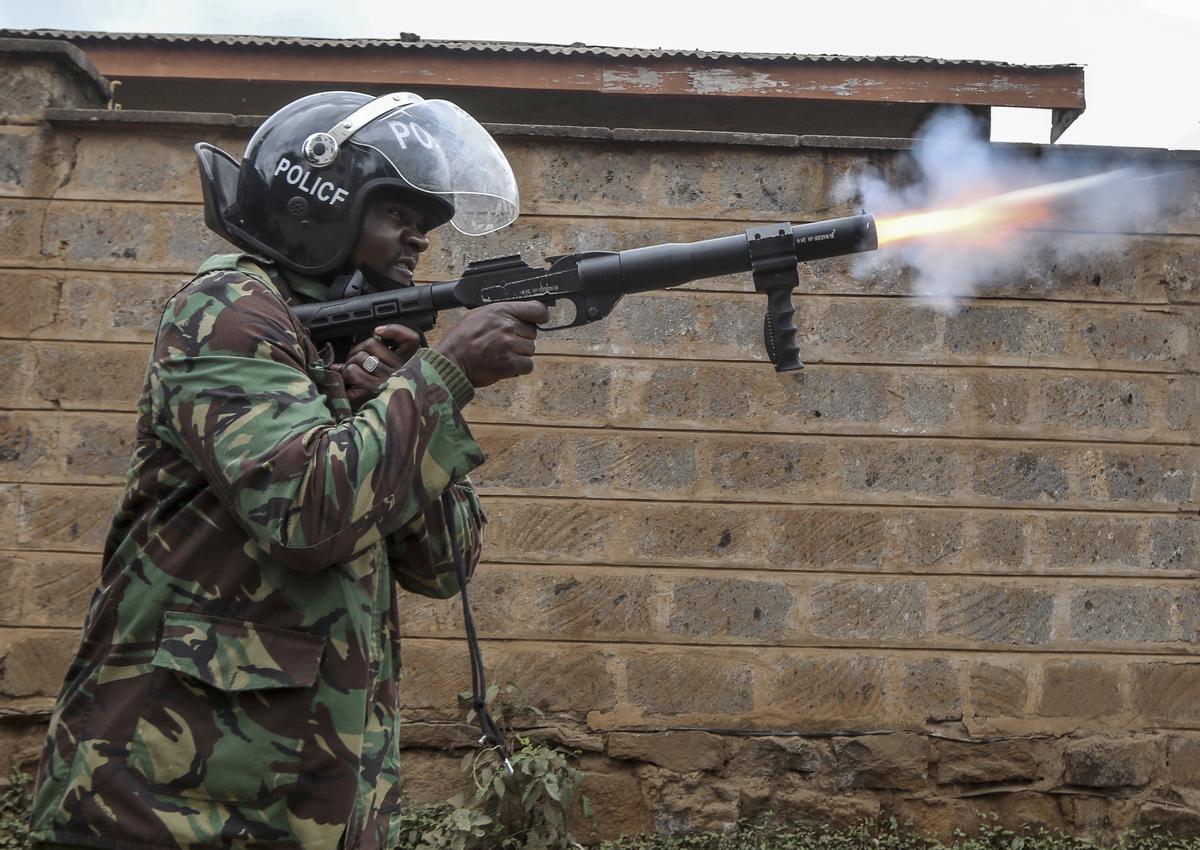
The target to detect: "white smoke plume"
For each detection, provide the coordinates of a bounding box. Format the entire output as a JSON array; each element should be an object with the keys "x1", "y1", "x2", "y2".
[{"x1": 841, "y1": 109, "x2": 1176, "y2": 310}]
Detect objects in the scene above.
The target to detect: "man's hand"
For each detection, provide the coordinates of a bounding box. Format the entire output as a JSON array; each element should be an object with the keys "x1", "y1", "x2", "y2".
[
  {"x1": 337, "y1": 324, "x2": 422, "y2": 409},
  {"x1": 435, "y1": 302, "x2": 550, "y2": 388}
]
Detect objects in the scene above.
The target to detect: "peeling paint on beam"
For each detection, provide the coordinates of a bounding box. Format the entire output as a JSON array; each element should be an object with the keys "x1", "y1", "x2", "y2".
[{"x1": 76, "y1": 43, "x2": 1085, "y2": 111}]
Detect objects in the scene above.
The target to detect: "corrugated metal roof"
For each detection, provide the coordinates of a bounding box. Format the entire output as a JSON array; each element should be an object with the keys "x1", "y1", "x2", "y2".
[{"x1": 0, "y1": 28, "x2": 1078, "y2": 70}]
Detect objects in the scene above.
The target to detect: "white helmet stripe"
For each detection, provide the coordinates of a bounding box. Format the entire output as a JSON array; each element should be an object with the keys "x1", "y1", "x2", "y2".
[{"x1": 327, "y1": 92, "x2": 423, "y2": 146}]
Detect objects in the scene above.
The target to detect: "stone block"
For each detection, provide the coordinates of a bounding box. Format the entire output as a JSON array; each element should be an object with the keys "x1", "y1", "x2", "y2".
[
  {"x1": 968, "y1": 661, "x2": 1029, "y2": 718},
  {"x1": 18, "y1": 484, "x2": 119, "y2": 551},
  {"x1": 1136, "y1": 802, "x2": 1200, "y2": 838},
  {"x1": 528, "y1": 359, "x2": 613, "y2": 419},
  {"x1": 945, "y1": 305, "x2": 1063, "y2": 357},
  {"x1": 765, "y1": 508, "x2": 884, "y2": 570},
  {"x1": 1168, "y1": 736, "x2": 1200, "y2": 788},
  {"x1": 934, "y1": 584, "x2": 1054, "y2": 645},
  {"x1": 1166, "y1": 377, "x2": 1200, "y2": 438},
  {"x1": 831, "y1": 733, "x2": 929, "y2": 790},
  {"x1": 607, "y1": 730, "x2": 726, "y2": 773},
  {"x1": 574, "y1": 434, "x2": 700, "y2": 493},
  {"x1": 899, "y1": 512, "x2": 965, "y2": 569},
  {"x1": 626, "y1": 651, "x2": 754, "y2": 717},
  {"x1": 973, "y1": 514, "x2": 1029, "y2": 570},
  {"x1": 621, "y1": 293, "x2": 703, "y2": 347},
  {"x1": 0, "y1": 412, "x2": 59, "y2": 480},
  {"x1": 724, "y1": 735, "x2": 830, "y2": 778},
  {"x1": 970, "y1": 447, "x2": 1069, "y2": 503},
  {"x1": 1079, "y1": 309, "x2": 1189, "y2": 367},
  {"x1": 32, "y1": 342, "x2": 148, "y2": 410},
  {"x1": 810, "y1": 300, "x2": 938, "y2": 359},
  {"x1": 0, "y1": 629, "x2": 78, "y2": 698},
  {"x1": 472, "y1": 430, "x2": 565, "y2": 491},
  {"x1": 492, "y1": 645, "x2": 618, "y2": 714},
  {"x1": 0, "y1": 552, "x2": 94, "y2": 628},
  {"x1": 1149, "y1": 517, "x2": 1200, "y2": 571},
  {"x1": 1063, "y1": 737, "x2": 1158, "y2": 788},
  {"x1": 633, "y1": 503, "x2": 761, "y2": 565},
  {"x1": 40, "y1": 202, "x2": 159, "y2": 265},
  {"x1": 1132, "y1": 662, "x2": 1200, "y2": 725},
  {"x1": 839, "y1": 442, "x2": 960, "y2": 497},
  {"x1": 482, "y1": 498, "x2": 617, "y2": 562},
  {"x1": 901, "y1": 373, "x2": 954, "y2": 427},
  {"x1": 0, "y1": 272, "x2": 59, "y2": 338},
  {"x1": 901, "y1": 657, "x2": 962, "y2": 722},
  {"x1": 397, "y1": 641, "x2": 472, "y2": 711},
  {"x1": 1043, "y1": 515, "x2": 1142, "y2": 571},
  {"x1": 535, "y1": 570, "x2": 657, "y2": 638},
  {"x1": 575, "y1": 762, "x2": 655, "y2": 840},
  {"x1": 968, "y1": 372, "x2": 1029, "y2": 427},
  {"x1": 57, "y1": 130, "x2": 198, "y2": 202},
  {"x1": 62, "y1": 415, "x2": 136, "y2": 481},
  {"x1": 935, "y1": 739, "x2": 1041, "y2": 785},
  {"x1": 762, "y1": 655, "x2": 887, "y2": 726},
  {"x1": 0, "y1": 198, "x2": 45, "y2": 261},
  {"x1": 61, "y1": 274, "x2": 178, "y2": 341},
  {"x1": 710, "y1": 438, "x2": 826, "y2": 494},
  {"x1": 1068, "y1": 586, "x2": 1173, "y2": 643},
  {"x1": 1038, "y1": 660, "x2": 1122, "y2": 718},
  {"x1": 1041, "y1": 376, "x2": 1151, "y2": 431},
  {"x1": 669, "y1": 576, "x2": 792, "y2": 641},
  {"x1": 791, "y1": 369, "x2": 890, "y2": 423},
  {"x1": 1101, "y1": 449, "x2": 1196, "y2": 505},
  {"x1": 396, "y1": 750, "x2": 472, "y2": 804},
  {"x1": 807, "y1": 579, "x2": 926, "y2": 641}
]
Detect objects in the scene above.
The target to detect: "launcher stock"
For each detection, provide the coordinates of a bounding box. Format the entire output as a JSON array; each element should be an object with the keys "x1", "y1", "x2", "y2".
[{"x1": 294, "y1": 214, "x2": 878, "y2": 372}]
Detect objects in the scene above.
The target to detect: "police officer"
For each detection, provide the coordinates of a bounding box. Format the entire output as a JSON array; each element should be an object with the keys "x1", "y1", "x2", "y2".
[{"x1": 29, "y1": 91, "x2": 546, "y2": 850}]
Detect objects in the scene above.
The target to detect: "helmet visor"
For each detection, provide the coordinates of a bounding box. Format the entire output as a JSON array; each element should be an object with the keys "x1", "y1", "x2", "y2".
[{"x1": 351, "y1": 97, "x2": 519, "y2": 235}]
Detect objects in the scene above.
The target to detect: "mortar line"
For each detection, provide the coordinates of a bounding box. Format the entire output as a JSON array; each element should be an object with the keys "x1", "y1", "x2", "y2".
[
  {"x1": 3, "y1": 405, "x2": 1197, "y2": 449},
  {"x1": 3, "y1": 483, "x2": 1193, "y2": 516},
  {"x1": 468, "y1": 560, "x2": 1200, "y2": 585},
  {"x1": 399, "y1": 633, "x2": 1200, "y2": 660},
  {"x1": 0, "y1": 335, "x2": 1192, "y2": 378},
  {"x1": 3, "y1": 261, "x2": 1200, "y2": 312},
  {"x1": 9, "y1": 195, "x2": 1200, "y2": 238}
]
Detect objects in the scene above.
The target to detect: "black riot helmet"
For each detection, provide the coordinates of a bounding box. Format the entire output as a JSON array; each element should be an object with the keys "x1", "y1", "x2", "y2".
[{"x1": 195, "y1": 91, "x2": 520, "y2": 276}]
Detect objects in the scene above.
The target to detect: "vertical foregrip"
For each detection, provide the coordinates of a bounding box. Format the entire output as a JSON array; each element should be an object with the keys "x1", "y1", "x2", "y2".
[{"x1": 764, "y1": 286, "x2": 803, "y2": 372}]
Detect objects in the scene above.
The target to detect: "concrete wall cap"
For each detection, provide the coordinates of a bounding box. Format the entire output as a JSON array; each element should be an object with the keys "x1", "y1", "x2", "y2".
[{"x1": 0, "y1": 37, "x2": 110, "y2": 105}]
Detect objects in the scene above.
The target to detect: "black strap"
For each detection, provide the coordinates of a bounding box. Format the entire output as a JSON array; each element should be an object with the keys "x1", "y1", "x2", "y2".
[{"x1": 441, "y1": 488, "x2": 512, "y2": 771}]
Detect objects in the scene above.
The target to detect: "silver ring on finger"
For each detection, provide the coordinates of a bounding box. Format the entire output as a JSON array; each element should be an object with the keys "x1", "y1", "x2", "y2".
[{"x1": 362, "y1": 354, "x2": 381, "y2": 374}]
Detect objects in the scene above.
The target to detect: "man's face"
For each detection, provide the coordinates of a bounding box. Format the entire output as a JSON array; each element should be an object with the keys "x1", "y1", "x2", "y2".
[{"x1": 351, "y1": 189, "x2": 430, "y2": 287}]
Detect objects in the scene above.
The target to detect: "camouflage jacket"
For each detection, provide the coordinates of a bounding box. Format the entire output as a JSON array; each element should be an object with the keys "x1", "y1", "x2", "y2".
[{"x1": 29, "y1": 255, "x2": 486, "y2": 850}]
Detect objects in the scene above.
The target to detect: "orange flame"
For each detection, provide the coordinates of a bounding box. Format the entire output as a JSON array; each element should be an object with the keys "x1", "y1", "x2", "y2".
[{"x1": 875, "y1": 171, "x2": 1124, "y2": 249}]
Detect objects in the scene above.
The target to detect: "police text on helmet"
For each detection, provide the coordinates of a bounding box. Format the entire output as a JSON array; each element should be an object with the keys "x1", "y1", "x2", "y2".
[
  {"x1": 275, "y1": 158, "x2": 350, "y2": 205},
  {"x1": 387, "y1": 121, "x2": 435, "y2": 150}
]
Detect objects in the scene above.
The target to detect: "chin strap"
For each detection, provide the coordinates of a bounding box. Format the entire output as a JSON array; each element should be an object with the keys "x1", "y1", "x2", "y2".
[{"x1": 442, "y1": 488, "x2": 513, "y2": 774}]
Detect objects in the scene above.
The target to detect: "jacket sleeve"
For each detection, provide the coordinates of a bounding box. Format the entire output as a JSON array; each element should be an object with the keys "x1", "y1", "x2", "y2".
[
  {"x1": 149, "y1": 270, "x2": 483, "y2": 572},
  {"x1": 388, "y1": 478, "x2": 486, "y2": 599}
]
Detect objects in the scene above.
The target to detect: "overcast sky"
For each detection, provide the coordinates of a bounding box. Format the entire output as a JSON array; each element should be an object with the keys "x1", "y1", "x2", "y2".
[{"x1": 4, "y1": 0, "x2": 1198, "y2": 150}]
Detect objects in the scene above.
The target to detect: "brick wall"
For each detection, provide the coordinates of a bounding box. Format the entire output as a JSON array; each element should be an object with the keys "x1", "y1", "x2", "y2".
[{"x1": 3, "y1": 44, "x2": 1200, "y2": 841}]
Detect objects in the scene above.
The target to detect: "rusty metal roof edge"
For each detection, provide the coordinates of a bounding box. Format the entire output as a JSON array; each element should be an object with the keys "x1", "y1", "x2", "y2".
[{"x1": 2, "y1": 28, "x2": 1082, "y2": 71}]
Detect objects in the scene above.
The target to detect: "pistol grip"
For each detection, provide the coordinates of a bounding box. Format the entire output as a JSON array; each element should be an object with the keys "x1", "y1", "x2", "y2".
[{"x1": 763, "y1": 287, "x2": 803, "y2": 372}]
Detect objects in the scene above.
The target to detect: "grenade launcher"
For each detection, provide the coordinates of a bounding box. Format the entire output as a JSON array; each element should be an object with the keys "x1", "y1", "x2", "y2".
[{"x1": 293, "y1": 214, "x2": 877, "y2": 372}]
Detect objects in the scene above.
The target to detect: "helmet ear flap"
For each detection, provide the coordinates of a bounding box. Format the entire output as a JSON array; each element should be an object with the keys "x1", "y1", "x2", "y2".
[{"x1": 195, "y1": 143, "x2": 244, "y2": 246}]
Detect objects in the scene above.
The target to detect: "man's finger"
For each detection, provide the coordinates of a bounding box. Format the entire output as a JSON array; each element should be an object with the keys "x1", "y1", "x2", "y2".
[
  {"x1": 500, "y1": 300, "x2": 551, "y2": 325},
  {"x1": 357, "y1": 341, "x2": 407, "y2": 371},
  {"x1": 373, "y1": 324, "x2": 423, "y2": 348}
]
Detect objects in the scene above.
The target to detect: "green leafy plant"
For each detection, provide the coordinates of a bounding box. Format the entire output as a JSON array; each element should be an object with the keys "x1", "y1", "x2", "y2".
[
  {"x1": 405, "y1": 683, "x2": 593, "y2": 850},
  {"x1": 0, "y1": 770, "x2": 33, "y2": 850}
]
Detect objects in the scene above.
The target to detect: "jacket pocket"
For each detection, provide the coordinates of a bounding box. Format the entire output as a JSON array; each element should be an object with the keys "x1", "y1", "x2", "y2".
[{"x1": 127, "y1": 611, "x2": 326, "y2": 804}]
